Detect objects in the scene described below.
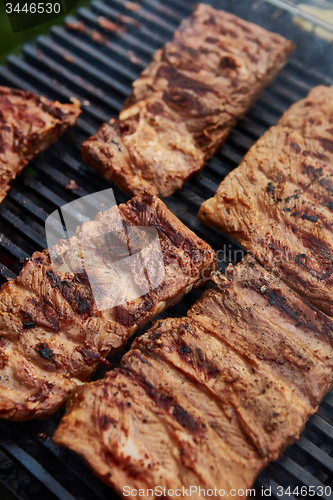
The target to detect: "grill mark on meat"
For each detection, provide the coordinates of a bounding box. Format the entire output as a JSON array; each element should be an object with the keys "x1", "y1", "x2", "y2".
[
  {"x1": 225, "y1": 267, "x2": 333, "y2": 343},
  {"x1": 250, "y1": 279, "x2": 309, "y2": 330},
  {"x1": 319, "y1": 176, "x2": 333, "y2": 195},
  {"x1": 124, "y1": 196, "x2": 205, "y2": 263},
  {"x1": 77, "y1": 347, "x2": 111, "y2": 367},
  {"x1": 134, "y1": 354, "x2": 258, "y2": 464},
  {"x1": 302, "y1": 164, "x2": 323, "y2": 181},
  {"x1": 41, "y1": 103, "x2": 67, "y2": 121},
  {"x1": 0, "y1": 86, "x2": 81, "y2": 204},
  {"x1": 46, "y1": 269, "x2": 94, "y2": 315},
  {"x1": 151, "y1": 217, "x2": 184, "y2": 248},
  {"x1": 323, "y1": 201, "x2": 333, "y2": 211},
  {"x1": 116, "y1": 299, "x2": 155, "y2": 328},
  {"x1": 99, "y1": 414, "x2": 117, "y2": 431},
  {"x1": 297, "y1": 231, "x2": 331, "y2": 264},
  {"x1": 0, "y1": 337, "x2": 9, "y2": 349},
  {"x1": 300, "y1": 213, "x2": 318, "y2": 222},
  {"x1": 23, "y1": 320, "x2": 35, "y2": 329},
  {"x1": 174, "y1": 336, "x2": 222, "y2": 380},
  {"x1": 120, "y1": 360, "x2": 204, "y2": 437},
  {"x1": 125, "y1": 198, "x2": 209, "y2": 270},
  {"x1": 188, "y1": 298, "x2": 265, "y2": 370},
  {"x1": 199, "y1": 84, "x2": 333, "y2": 316},
  {"x1": 316, "y1": 136, "x2": 333, "y2": 154},
  {"x1": 28, "y1": 296, "x2": 61, "y2": 332},
  {"x1": 173, "y1": 405, "x2": 201, "y2": 433},
  {"x1": 81, "y1": 4, "x2": 294, "y2": 197},
  {"x1": 157, "y1": 65, "x2": 215, "y2": 97},
  {"x1": 0, "y1": 192, "x2": 216, "y2": 421},
  {"x1": 115, "y1": 305, "x2": 135, "y2": 327},
  {"x1": 290, "y1": 141, "x2": 301, "y2": 154}
]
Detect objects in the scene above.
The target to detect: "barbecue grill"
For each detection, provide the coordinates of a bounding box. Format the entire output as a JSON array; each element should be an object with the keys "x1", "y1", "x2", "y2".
[{"x1": 0, "y1": 0, "x2": 333, "y2": 499}]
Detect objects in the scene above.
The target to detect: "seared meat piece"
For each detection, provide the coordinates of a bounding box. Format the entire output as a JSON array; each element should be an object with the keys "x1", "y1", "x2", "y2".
[
  {"x1": 81, "y1": 4, "x2": 295, "y2": 198},
  {"x1": 0, "y1": 86, "x2": 81, "y2": 203},
  {"x1": 198, "y1": 85, "x2": 333, "y2": 316},
  {"x1": 0, "y1": 191, "x2": 216, "y2": 421},
  {"x1": 54, "y1": 255, "x2": 333, "y2": 499}
]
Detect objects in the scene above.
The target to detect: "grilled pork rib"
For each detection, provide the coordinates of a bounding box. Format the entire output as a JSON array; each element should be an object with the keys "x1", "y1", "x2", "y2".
[
  {"x1": 54, "y1": 255, "x2": 333, "y2": 499},
  {"x1": 0, "y1": 86, "x2": 81, "y2": 203},
  {"x1": 198, "y1": 85, "x2": 333, "y2": 316},
  {"x1": 81, "y1": 3, "x2": 295, "y2": 198},
  {"x1": 0, "y1": 191, "x2": 216, "y2": 421}
]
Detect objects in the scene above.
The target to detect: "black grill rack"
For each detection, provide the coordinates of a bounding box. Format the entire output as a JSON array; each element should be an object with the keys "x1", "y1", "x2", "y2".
[{"x1": 0, "y1": 0, "x2": 333, "y2": 499}]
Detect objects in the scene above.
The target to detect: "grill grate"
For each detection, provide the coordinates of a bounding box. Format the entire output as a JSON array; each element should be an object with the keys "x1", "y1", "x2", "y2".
[{"x1": 0, "y1": 0, "x2": 333, "y2": 499}]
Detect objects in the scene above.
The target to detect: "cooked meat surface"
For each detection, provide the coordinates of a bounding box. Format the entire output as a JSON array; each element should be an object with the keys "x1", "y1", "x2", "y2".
[
  {"x1": 81, "y1": 4, "x2": 295, "y2": 198},
  {"x1": 0, "y1": 191, "x2": 216, "y2": 421},
  {"x1": 198, "y1": 85, "x2": 333, "y2": 316},
  {"x1": 54, "y1": 255, "x2": 333, "y2": 499},
  {"x1": 0, "y1": 86, "x2": 81, "y2": 203}
]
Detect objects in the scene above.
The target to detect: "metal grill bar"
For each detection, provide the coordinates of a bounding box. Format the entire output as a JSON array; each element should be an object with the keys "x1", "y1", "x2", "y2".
[
  {"x1": 0, "y1": 234, "x2": 28, "y2": 262},
  {"x1": 0, "y1": 264, "x2": 16, "y2": 281},
  {"x1": 0, "y1": 207, "x2": 46, "y2": 250},
  {"x1": 0, "y1": 0, "x2": 332, "y2": 499},
  {"x1": 294, "y1": 437, "x2": 333, "y2": 474}
]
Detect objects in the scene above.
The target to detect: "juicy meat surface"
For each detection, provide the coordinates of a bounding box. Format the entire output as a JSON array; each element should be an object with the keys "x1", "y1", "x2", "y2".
[
  {"x1": 0, "y1": 86, "x2": 81, "y2": 203},
  {"x1": 54, "y1": 255, "x2": 333, "y2": 500},
  {"x1": 198, "y1": 85, "x2": 333, "y2": 316},
  {"x1": 0, "y1": 191, "x2": 216, "y2": 421},
  {"x1": 81, "y1": 3, "x2": 295, "y2": 198}
]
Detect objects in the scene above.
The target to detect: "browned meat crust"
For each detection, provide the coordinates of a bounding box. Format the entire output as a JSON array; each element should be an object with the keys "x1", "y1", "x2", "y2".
[
  {"x1": 198, "y1": 85, "x2": 333, "y2": 316},
  {"x1": 81, "y1": 4, "x2": 295, "y2": 198},
  {"x1": 54, "y1": 255, "x2": 333, "y2": 499},
  {"x1": 0, "y1": 86, "x2": 81, "y2": 203},
  {"x1": 0, "y1": 191, "x2": 216, "y2": 421}
]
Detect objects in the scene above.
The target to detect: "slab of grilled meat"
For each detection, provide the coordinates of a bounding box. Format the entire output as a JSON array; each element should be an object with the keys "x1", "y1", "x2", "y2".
[
  {"x1": 81, "y1": 3, "x2": 295, "y2": 198},
  {"x1": 54, "y1": 255, "x2": 333, "y2": 499},
  {"x1": 199, "y1": 85, "x2": 333, "y2": 316},
  {"x1": 0, "y1": 86, "x2": 81, "y2": 203},
  {"x1": 0, "y1": 191, "x2": 216, "y2": 421}
]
